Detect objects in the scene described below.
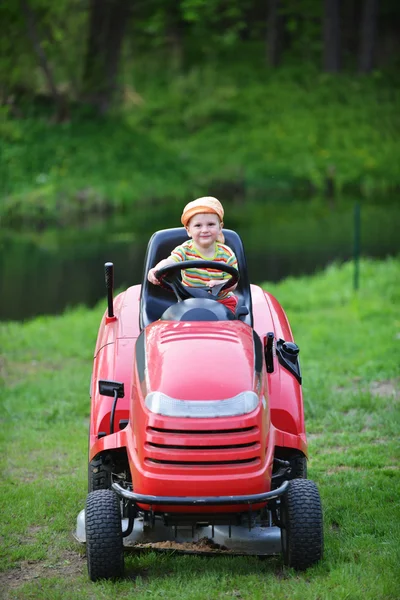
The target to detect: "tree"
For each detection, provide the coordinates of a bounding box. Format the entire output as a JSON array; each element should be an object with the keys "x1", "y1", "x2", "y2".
[
  {"x1": 20, "y1": 0, "x2": 68, "y2": 120},
  {"x1": 82, "y1": 0, "x2": 133, "y2": 114},
  {"x1": 358, "y1": 0, "x2": 378, "y2": 73},
  {"x1": 323, "y1": 0, "x2": 341, "y2": 72},
  {"x1": 266, "y1": 0, "x2": 283, "y2": 67}
]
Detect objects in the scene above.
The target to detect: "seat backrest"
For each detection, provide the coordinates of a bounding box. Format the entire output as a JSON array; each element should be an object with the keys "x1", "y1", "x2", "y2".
[{"x1": 139, "y1": 227, "x2": 253, "y2": 329}]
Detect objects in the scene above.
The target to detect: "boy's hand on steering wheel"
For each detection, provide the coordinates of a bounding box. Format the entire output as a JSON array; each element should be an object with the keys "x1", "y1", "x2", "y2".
[
  {"x1": 148, "y1": 268, "x2": 161, "y2": 285},
  {"x1": 148, "y1": 258, "x2": 177, "y2": 286}
]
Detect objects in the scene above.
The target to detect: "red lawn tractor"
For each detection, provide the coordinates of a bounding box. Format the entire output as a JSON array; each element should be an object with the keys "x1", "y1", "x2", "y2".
[{"x1": 76, "y1": 228, "x2": 323, "y2": 580}]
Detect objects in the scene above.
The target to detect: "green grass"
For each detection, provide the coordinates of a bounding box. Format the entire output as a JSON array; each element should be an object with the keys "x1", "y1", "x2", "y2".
[{"x1": 1, "y1": 257, "x2": 399, "y2": 599}]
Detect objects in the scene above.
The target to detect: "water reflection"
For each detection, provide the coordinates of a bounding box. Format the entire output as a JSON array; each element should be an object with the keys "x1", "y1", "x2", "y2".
[{"x1": 0, "y1": 198, "x2": 399, "y2": 321}]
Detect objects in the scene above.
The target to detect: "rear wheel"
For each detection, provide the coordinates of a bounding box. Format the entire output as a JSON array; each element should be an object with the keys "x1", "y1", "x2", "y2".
[
  {"x1": 85, "y1": 490, "x2": 124, "y2": 581},
  {"x1": 288, "y1": 454, "x2": 307, "y2": 479},
  {"x1": 280, "y1": 479, "x2": 323, "y2": 570},
  {"x1": 88, "y1": 453, "x2": 112, "y2": 491}
]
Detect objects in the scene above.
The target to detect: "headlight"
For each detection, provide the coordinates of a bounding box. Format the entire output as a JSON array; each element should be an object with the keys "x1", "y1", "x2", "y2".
[{"x1": 145, "y1": 391, "x2": 259, "y2": 418}]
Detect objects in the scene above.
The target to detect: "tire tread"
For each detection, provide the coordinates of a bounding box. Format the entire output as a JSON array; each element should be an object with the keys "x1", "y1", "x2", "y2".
[
  {"x1": 88, "y1": 454, "x2": 112, "y2": 492},
  {"x1": 85, "y1": 489, "x2": 124, "y2": 581},
  {"x1": 282, "y1": 479, "x2": 323, "y2": 570}
]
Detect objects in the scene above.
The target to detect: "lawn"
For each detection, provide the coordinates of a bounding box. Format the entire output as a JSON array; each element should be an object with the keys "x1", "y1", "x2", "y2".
[{"x1": 0, "y1": 257, "x2": 399, "y2": 599}]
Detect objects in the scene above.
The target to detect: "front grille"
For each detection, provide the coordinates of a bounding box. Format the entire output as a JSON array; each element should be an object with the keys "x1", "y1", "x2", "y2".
[
  {"x1": 144, "y1": 425, "x2": 261, "y2": 468},
  {"x1": 147, "y1": 426, "x2": 256, "y2": 435},
  {"x1": 147, "y1": 442, "x2": 257, "y2": 450}
]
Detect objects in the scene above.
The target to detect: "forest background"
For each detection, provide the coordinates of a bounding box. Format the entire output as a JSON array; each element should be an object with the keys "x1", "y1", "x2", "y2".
[{"x1": 1, "y1": 0, "x2": 400, "y2": 229}]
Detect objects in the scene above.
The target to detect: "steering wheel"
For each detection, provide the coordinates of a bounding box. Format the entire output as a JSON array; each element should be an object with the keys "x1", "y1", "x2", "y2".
[{"x1": 155, "y1": 260, "x2": 239, "y2": 302}]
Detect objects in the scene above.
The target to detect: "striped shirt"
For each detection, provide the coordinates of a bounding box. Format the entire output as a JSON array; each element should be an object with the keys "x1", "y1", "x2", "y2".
[{"x1": 170, "y1": 240, "x2": 238, "y2": 300}]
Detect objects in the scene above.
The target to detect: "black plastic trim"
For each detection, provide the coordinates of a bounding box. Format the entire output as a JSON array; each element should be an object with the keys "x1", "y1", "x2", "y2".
[
  {"x1": 252, "y1": 330, "x2": 263, "y2": 375},
  {"x1": 265, "y1": 332, "x2": 274, "y2": 373},
  {"x1": 98, "y1": 380, "x2": 125, "y2": 398},
  {"x1": 276, "y1": 339, "x2": 302, "y2": 384}
]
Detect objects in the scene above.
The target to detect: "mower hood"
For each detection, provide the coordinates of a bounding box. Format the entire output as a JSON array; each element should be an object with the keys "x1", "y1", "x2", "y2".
[{"x1": 138, "y1": 320, "x2": 260, "y2": 404}]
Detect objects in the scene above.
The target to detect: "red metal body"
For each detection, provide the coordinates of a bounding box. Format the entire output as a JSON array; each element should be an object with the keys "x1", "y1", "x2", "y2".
[{"x1": 89, "y1": 282, "x2": 307, "y2": 514}]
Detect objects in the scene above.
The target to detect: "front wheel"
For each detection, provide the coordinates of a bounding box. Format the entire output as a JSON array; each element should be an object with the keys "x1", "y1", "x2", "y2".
[
  {"x1": 280, "y1": 479, "x2": 323, "y2": 570},
  {"x1": 85, "y1": 490, "x2": 124, "y2": 581}
]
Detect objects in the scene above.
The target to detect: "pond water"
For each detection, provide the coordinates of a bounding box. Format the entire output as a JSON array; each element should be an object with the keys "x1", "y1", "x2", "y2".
[{"x1": 0, "y1": 197, "x2": 399, "y2": 321}]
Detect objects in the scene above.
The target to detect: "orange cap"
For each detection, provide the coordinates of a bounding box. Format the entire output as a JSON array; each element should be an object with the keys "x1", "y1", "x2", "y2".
[
  {"x1": 181, "y1": 197, "x2": 225, "y2": 242},
  {"x1": 181, "y1": 197, "x2": 224, "y2": 227}
]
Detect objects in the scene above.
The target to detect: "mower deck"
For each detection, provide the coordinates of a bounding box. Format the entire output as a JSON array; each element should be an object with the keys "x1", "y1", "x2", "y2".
[{"x1": 75, "y1": 510, "x2": 282, "y2": 555}]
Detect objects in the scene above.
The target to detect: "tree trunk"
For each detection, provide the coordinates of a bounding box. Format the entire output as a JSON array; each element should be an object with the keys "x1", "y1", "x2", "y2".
[
  {"x1": 323, "y1": 0, "x2": 341, "y2": 72},
  {"x1": 82, "y1": 0, "x2": 133, "y2": 114},
  {"x1": 20, "y1": 0, "x2": 67, "y2": 121},
  {"x1": 104, "y1": 0, "x2": 131, "y2": 109},
  {"x1": 266, "y1": 0, "x2": 282, "y2": 67},
  {"x1": 358, "y1": 0, "x2": 378, "y2": 73},
  {"x1": 82, "y1": 0, "x2": 110, "y2": 110},
  {"x1": 166, "y1": 1, "x2": 184, "y2": 70},
  {"x1": 166, "y1": 25, "x2": 183, "y2": 70}
]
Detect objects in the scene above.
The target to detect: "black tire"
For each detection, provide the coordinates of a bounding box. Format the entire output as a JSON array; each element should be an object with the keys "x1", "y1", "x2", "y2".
[
  {"x1": 85, "y1": 490, "x2": 124, "y2": 581},
  {"x1": 88, "y1": 454, "x2": 112, "y2": 492},
  {"x1": 288, "y1": 454, "x2": 307, "y2": 479},
  {"x1": 280, "y1": 479, "x2": 323, "y2": 570}
]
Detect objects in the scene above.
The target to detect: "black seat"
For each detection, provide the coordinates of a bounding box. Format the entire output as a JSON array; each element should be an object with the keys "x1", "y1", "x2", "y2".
[{"x1": 139, "y1": 227, "x2": 253, "y2": 329}]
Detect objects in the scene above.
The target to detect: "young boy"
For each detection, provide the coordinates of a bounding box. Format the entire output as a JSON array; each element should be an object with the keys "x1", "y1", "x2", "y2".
[{"x1": 147, "y1": 197, "x2": 238, "y2": 312}]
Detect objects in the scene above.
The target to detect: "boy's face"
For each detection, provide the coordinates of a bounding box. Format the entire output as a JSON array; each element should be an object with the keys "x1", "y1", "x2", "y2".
[{"x1": 186, "y1": 213, "x2": 222, "y2": 250}]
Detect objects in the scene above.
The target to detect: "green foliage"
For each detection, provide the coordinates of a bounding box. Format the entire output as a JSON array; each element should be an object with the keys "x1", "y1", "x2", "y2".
[
  {"x1": 280, "y1": 0, "x2": 323, "y2": 63},
  {"x1": 1, "y1": 1, "x2": 399, "y2": 224},
  {"x1": 0, "y1": 0, "x2": 86, "y2": 95},
  {"x1": 1, "y1": 60, "x2": 399, "y2": 228},
  {"x1": 180, "y1": 0, "x2": 249, "y2": 48},
  {"x1": 2, "y1": 0, "x2": 400, "y2": 104}
]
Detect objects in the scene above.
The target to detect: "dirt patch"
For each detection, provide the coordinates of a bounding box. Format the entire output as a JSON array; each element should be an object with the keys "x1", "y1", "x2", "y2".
[
  {"x1": 5, "y1": 451, "x2": 80, "y2": 483},
  {"x1": 317, "y1": 445, "x2": 349, "y2": 455},
  {"x1": 369, "y1": 379, "x2": 400, "y2": 399},
  {"x1": 334, "y1": 378, "x2": 400, "y2": 399},
  {"x1": 0, "y1": 355, "x2": 6, "y2": 380},
  {"x1": 22, "y1": 525, "x2": 46, "y2": 545},
  {"x1": 326, "y1": 466, "x2": 356, "y2": 474},
  {"x1": 133, "y1": 537, "x2": 232, "y2": 554},
  {"x1": 220, "y1": 590, "x2": 244, "y2": 598},
  {"x1": 307, "y1": 433, "x2": 324, "y2": 441},
  {"x1": 0, "y1": 550, "x2": 85, "y2": 592},
  {"x1": 4, "y1": 466, "x2": 38, "y2": 483}
]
